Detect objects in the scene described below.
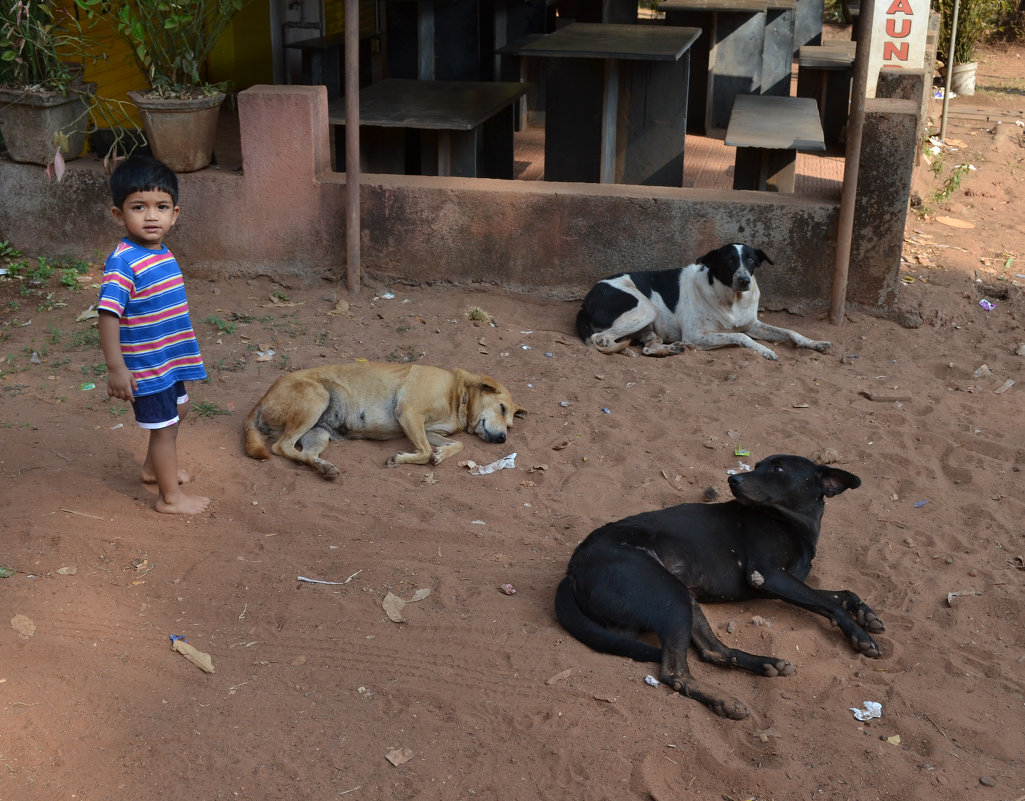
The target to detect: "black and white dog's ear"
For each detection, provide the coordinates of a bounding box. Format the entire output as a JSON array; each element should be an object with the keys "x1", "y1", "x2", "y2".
[
  {"x1": 695, "y1": 248, "x2": 720, "y2": 267},
  {"x1": 756, "y1": 249, "x2": 774, "y2": 266}
]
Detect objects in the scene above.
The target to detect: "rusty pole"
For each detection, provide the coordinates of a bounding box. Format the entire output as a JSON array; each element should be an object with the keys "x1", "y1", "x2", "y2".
[
  {"x1": 344, "y1": 0, "x2": 361, "y2": 293},
  {"x1": 829, "y1": 0, "x2": 875, "y2": 325}
]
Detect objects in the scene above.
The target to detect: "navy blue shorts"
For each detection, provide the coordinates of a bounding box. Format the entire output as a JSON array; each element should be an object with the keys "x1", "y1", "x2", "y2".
[{"x1": 132, "y1": 382, "x2": 188, "y2": 429}]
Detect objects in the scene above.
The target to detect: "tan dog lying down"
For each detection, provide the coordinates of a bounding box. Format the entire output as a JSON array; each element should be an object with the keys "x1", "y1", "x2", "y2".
[{"x1": 244, "y1": 361, "x2": 527, "y2": 479}]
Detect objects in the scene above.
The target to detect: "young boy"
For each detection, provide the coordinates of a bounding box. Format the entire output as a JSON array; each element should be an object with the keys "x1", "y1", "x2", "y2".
[{"x1": 98, "y1": 156, "x2": 210, "y2": 515}]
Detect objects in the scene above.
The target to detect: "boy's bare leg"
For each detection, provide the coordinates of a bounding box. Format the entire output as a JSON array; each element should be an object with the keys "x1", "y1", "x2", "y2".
[
  {"x1": 142, "y1": 401, "x2": 190, "y2": 484},
  {"x1": 146, "y1": 425, "x2": 210, "y2": 515},
  {"x1": 141, "y1": 465, "x2": 190, "y2": 484}
]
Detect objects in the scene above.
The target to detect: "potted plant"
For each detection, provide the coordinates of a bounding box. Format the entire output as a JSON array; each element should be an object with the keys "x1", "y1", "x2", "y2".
[
  {"x1": 76, "y1": 0, "x2": 250, "y2": 172},
  {"x1": 933, "y1": 0, "x2": 997, "y2": 95},
  {"x1": 0, "y1": 0, "x2": 95, "y2": 168}
]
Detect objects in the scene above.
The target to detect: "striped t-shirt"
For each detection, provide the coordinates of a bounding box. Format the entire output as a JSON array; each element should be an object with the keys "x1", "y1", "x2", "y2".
[{"x1": 97, "y1": 238, "x2": 207, "y2": 398}]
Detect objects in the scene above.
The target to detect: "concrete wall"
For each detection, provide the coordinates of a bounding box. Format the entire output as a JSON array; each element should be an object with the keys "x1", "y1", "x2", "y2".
[{"x1": 0, "y1": 84, "x2": 917, "y2": 314}]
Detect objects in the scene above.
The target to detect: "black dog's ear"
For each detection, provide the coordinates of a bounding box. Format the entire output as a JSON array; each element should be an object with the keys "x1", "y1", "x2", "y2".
[
  {"x1": 819, "y1": 466, "x2": 861, "y2": 497},
  {"x1": 756, "y1": 249, "x2": 774, "y2": 266}
]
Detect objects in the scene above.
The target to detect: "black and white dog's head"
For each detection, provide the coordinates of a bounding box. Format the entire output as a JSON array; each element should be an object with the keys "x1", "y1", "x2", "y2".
[{"x1": 696, "y1": 244, "x2": 773, "y2": 293}]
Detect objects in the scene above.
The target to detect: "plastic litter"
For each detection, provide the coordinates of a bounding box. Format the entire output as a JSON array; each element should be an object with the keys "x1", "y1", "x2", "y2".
[
  {"x1": 644, "y1": 675, "x2": 660, "y2": 687},
  {"x1": 469, "y1": 453, "x2": 517, "y2": 475},
  {"x1": 850, "y1": 701, "x2": 881, "y2": 721},
  {"x1": 979, "y1": 299, "x2": 996, "y2": 311}
]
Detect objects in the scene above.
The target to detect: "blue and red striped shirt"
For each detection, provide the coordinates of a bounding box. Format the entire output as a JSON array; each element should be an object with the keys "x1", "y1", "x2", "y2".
[{"x1": 98, "y1": 238, "x2": 206, "y2": 397}]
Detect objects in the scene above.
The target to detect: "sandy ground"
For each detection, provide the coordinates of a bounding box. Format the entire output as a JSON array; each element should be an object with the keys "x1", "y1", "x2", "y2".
[{"x1": 2, "y1": 42, "x2": 1025, "y2": 801}]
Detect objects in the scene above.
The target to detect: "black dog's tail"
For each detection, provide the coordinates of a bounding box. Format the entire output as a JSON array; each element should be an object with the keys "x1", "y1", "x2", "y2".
[{"x1": 555, "y1": 577, "x2": 662, "y2": 664}]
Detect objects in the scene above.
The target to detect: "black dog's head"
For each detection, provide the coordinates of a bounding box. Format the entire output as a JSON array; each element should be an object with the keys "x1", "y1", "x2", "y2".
[
  {"x1": 727, "y1": 454, "x2": 861, "y2": 517},
  {"x1": 696, "y1": 244, "x2": 773, "y2": 293}
]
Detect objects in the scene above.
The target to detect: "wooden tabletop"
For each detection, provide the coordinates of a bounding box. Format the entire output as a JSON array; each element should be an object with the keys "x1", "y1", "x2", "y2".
[
  {"x1": 509, "y1": 22, "x2": 701, "y2": 61},
  {"x1": 284, "y1": 32, "x2": 382, "y2": 51},
  {"x1": 798, "y1": 41, "x2": 857, "y2": 68},
  {"x1": 327, "y1": 79, "x2": 529, "y2": 131},
  {"x1": 725, "y1": 95, "x2": 825, "y2": 150},
  {"x1": 658, "y1": 0, "x2": 767, "y2": 13}
]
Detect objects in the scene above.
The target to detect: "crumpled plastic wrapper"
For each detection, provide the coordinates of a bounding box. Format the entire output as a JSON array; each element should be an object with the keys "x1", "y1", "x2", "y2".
[
  {"x1": 468, "y1": 453, "x2": 517, "y2": 475},
  {"x1": 849, "y1": 700, "x2": 881, "y2": 721}
]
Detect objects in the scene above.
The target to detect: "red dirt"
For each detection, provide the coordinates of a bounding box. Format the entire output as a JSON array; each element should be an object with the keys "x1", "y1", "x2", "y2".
[{"x1": 2, "y1": 42, "x2": 1025, "y2": 801}]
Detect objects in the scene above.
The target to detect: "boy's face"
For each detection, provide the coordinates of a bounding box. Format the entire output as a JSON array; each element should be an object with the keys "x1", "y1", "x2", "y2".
[{"x1": 111, "y1": 189, "x2": 180, "y2": 249}]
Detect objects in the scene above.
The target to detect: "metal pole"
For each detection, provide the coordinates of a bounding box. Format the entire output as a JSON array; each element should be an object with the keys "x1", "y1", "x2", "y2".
[
  {"x1": 344, "y1": 0, "x2": 361, "y2": 293},
  {"x1": 939, "y1": 0, "x2": 961, "y2": 140},
  {"x1": 828, "y1": 0, "x2": 875, "y2": 326}
]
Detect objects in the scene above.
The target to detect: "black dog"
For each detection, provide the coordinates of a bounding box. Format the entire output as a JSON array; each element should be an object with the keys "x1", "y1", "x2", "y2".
[
  {"x1": 575, "y1": 243, "x2": 831, "y2": 360},
  {"x1": 555, "y1": 454, "x2": 884, "y2": 719}
]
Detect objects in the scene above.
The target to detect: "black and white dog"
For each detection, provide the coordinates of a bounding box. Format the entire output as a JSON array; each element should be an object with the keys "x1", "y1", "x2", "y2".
[{"x1": 575, "y1": 244, "x2": 831, "y2": 360}]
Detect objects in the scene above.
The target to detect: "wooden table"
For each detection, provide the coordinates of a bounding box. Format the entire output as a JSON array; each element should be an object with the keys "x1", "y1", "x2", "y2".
[
  {"x1": 725, "y1": 94, "x2": 824, "y2": 191},
  {"x1": 660, "y1": 0, "x2": 768, "y2": 134},
  {"x1": 284, "y1": 32, "x2": 380, "y2": 98},
  {"x1": 796, "y1": 41, "x2": 855, "y2": 148},
  {"x1": 327, "y1": 79, "x2": 528, "y2": 178},
  {"x1": 507, "y1": 22, "x2": 700, "y2": 185}
]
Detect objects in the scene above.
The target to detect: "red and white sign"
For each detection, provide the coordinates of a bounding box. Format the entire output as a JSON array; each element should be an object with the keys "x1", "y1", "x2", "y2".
[{"x1": 867, "y1": 0, "x2": 930, "y2": 96}]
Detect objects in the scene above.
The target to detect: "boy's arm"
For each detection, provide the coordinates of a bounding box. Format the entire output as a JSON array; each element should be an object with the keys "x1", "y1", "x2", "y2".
[{"x1": 98, "y1": 310, "x2": 137, "y2": 401}]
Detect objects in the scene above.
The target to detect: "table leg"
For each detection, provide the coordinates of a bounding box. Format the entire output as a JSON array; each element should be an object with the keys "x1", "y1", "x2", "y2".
[
  {"x1": 418, "y1": 1, "x2": 435, "y2": 79},
  {"x1": 733, "y1": 146, "x2": 796, "y2": 192},
  {"x1": 600, "y1": 58, "x2": 620, "y2": 184}
]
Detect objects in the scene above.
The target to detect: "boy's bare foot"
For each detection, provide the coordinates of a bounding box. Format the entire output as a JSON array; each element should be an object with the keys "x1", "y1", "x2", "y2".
[
  {"x1": 142, "y1": 467, "x2": 190, "y2": 485},
  {"x1": 155, "y1": 493, "x2": 211, "y2": 515}
]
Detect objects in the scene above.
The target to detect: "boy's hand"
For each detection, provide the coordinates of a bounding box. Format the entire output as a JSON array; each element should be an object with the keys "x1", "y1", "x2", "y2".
[{"x1": 107, "y1": 366, "x2": 137, "y2": 401}]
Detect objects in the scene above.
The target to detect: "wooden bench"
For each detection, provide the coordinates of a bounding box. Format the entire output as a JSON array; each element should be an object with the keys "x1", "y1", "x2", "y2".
[
  {"x1": 327, "y1": 79, "x2": 528, "y2": 178},
  {"x1": 725, "y1": 94, "x2": 825, "y2": 192},
  {"x1": 796, "y1": 41, "x2": 855, "y2": 148}
]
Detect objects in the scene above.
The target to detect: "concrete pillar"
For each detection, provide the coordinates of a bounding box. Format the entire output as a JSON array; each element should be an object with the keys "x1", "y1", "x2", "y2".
[
  {"x1": 847, "y1": 97, "x2": 919, "y2": 308},
  {"x1": 876, "y1": 66, "x2": 929, "y2": 163}
]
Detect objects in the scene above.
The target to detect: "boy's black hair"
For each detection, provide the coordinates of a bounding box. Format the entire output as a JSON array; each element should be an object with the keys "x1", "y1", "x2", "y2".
[{"x1": 110, "y1": 155, "x2": 179, "y2": 208}]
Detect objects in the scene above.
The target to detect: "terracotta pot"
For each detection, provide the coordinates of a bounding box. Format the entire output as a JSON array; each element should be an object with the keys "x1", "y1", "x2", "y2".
[
  {"x1": 0, "y1": 86, "x2": 92, "y2": 165},
  {"x1": 128, "y1": 91, "x2": 226, "y2": 173}
]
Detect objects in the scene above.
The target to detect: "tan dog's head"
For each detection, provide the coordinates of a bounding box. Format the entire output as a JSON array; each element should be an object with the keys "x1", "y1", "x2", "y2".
[{"x1": 460, "y1": 371, "x2": 527, "y2": 444}]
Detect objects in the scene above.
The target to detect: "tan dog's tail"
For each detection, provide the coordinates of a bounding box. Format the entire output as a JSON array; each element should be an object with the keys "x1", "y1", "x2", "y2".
[{"x1": 244, "y1": 404, "x2": 272, "y2": 460}]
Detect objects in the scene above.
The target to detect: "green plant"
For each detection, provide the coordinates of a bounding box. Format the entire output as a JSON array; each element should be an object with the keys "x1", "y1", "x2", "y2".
[
  {"x1": 0, "y1": 241, "x2": 21, "y2": 259},
  {"x1": 76, "y1": 0, "x2": 252, "y2": 97},
  {"x1": 933, "y1": 0, "x2": 999, "y2": 64},
  {"x1": 934, "y1": 162, "x2": 975, "y2": 203},
  {"x1": 0, "y1": 0, "x2": 82, "y2": 92},
  {"x1": 70, "y1": 328, "x2": 100, "y2": 349},
  {"x1": 204, "y1": 315, "x2": 236, "y2": 334},
  {"x1": 1, "y1": 1, "x2": 139, "y2": 173},
  {"x1": 385, "y1": 346, "x2": 420, "y2": 364},
  {"x1": 192, "y1": 400, "x2": 229, "y2": 418}
]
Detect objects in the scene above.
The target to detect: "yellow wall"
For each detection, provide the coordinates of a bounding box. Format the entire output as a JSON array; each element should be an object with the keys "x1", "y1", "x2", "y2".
[
  {"x1": 209, "y1": 0, "x2": 275, "y2": 88},
  {"x1": 63, "y1": 0, "x2": 381, "y2": 129},
  {"x1": 70, "y1": 0, "x2": 144, "y2": 127}
]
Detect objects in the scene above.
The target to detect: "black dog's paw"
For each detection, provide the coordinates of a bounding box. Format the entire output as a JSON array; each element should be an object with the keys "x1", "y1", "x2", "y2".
[
  {"x1": 851, "y1": 633, "x2": 882, "y2": 658},
  {"x1": 860, "y1": 609, "x2": 885, "y2": 633},
  {"x1": 713, "y1": 699, "x2": 751, "y2": 720},
  {"x1": 761, "y1": 659, "x2": 795, "y2": 678},
  {"x1": 841, "y1": 595, "x2": 885, "y2": 633}
]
